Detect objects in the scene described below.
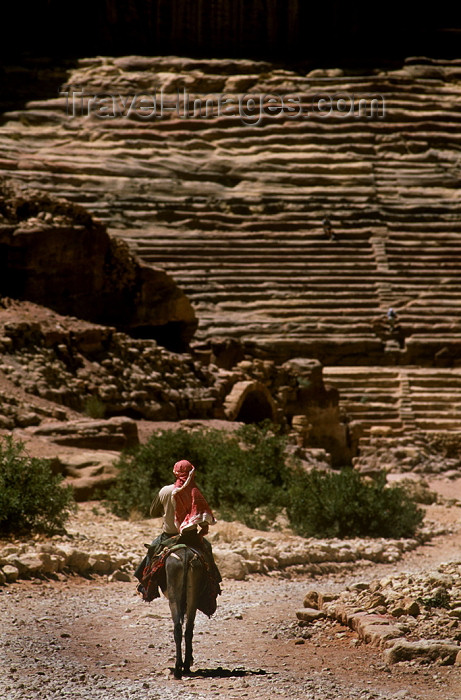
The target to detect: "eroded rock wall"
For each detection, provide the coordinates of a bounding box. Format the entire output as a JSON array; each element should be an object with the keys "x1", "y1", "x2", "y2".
[{"x1": 0, "y1": 184, "x2": 196, "y2": 349}]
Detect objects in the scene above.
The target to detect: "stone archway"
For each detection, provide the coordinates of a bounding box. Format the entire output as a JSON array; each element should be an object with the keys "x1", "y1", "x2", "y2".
[{"x1": 223, "y1": 380, "x2": 277, "y2": 424}]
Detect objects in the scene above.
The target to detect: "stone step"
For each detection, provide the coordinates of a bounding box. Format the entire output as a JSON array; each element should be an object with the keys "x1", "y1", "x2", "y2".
[
  {"x1": 214, "y1": 299, "x2": 379, "y2": 310},
  {"x1": 409, "y1": 379, "x2": 461, "y2": 388},
  {"x1": 412, "y1": 410, "x2": 461, "y2": 419},
  {"x1": 410, "y1": 392, "x2": 461, "y2": 402},
  {"x1": 331, "y1": 388, "x2": 400, "y2": 399},
  {"x1": 415, "y1": 419, "x2": 461, "y2": 430},
  {"x1": 341, "y1": 401, "x2": 400, "y2": 413},
  {"x1": 134, "y1": 240, "x2": 375, "y2": 251},
  {"x1": 327, "y1": 374, "x2": 401, "y2": 384},
  {"x1": 181, "y1": 289, "x2": 378, "y2": 301},
  {"x1": 349, "y1": 417, "x2": 405, "y2": 428},
  {"x1": 142, "y1": 253, "x2": 377, "y2": 265},
  {"x1": 185, "y1": 287, "x2": 379, "y2": 298},
  {"x1": 161, "y1": 269, "x2": 382, "y2": 281},
  {"x1": 185, "y1": 281, "x2": 378, "y2": 292}
]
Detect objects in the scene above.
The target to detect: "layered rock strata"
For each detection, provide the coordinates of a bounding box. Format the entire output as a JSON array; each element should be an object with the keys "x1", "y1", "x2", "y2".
[
  {"x1": 0, "y1": 512, "x2": 436, "y2": 585},
  {"x1": 1, "y1": 56, "x2": 461, "y2": 365}
]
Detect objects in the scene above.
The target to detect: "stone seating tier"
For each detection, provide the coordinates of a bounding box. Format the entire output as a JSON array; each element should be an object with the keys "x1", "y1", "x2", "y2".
[{"x1": 323, "y1": 367, "x2": 461, "y2": 440}]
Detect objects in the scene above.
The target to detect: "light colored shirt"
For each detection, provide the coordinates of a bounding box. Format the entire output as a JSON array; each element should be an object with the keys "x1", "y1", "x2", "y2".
[{"x1": 150, "y1": 484, "x2": 178, "y2": 534}]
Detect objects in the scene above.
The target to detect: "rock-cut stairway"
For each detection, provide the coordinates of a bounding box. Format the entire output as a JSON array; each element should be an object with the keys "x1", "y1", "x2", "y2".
[{"x1": 323, "y1": 366, "x2": 461, "y2": 440}]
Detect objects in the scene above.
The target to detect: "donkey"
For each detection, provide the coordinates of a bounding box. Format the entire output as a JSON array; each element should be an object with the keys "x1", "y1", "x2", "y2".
[{"x1": 165, "y1": 545, "x2": 205, "y2": 679}]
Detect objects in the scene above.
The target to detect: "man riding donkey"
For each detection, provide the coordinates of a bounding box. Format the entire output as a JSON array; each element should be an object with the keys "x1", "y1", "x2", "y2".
[{"x1": 134, "y1": 459, "x2": 222, "y2": 616}]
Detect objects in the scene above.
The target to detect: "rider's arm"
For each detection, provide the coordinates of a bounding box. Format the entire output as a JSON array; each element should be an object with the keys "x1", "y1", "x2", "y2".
[{"x1": 149, "y1": 492, "x2": 163, "y2": 518}]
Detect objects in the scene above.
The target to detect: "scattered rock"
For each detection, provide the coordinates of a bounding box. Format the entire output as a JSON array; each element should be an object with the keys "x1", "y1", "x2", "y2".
[
  {"x1": 384, "y1": 640, "x2": 460, "y2": 665},
  {"x1": 109, "y1": 570, "x2": 132, "y2": 582},
  {"x1": 214, "y1": 550, "x2": 248, "y2": 581},
  {"x1": 296, "y1": 608, "x2": 326, "y2": 622},
  {"x1": 303, "y1": 590, "x2": 319, "y2": 608},
  {"x1": 2, "y1": 564, "x2": 19, "y2": 582},
  {"x1": 56, "y1": 546, "x2": 91, "y2": 574},
  {"x1": 300, "y1": 561, "x2": 461, "y2": 665}
]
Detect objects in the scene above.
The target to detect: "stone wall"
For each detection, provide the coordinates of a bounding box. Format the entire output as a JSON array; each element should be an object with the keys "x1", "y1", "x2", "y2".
[{"x1": 299, "y1": 561, "x2": 461, "y2": 666}]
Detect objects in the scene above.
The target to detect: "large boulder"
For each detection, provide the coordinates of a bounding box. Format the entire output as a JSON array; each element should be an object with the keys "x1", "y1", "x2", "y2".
[
  {"x1": 27, "y1": 416, "x2": 139, "y2": 450},
  {"x1": 384, "y1": 640, "x2": 460, "y2": 665},
  {"x1": 0, "y1": 183, "x2": 197, "y2": 350}
]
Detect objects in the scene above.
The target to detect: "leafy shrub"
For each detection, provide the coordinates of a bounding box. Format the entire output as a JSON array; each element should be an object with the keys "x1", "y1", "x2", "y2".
[
  {"x1": 287, "y1": 468, "x2": 424, "y2": 539},
  {"x1": 107, "y1": 422, "x2": 291, "y2": 529},
  {"x1": 84, "y1": 396, "x2": 106, "y2": 419},
  {"x1": 417, "y1": 589, "x2": 451, "y2": 610},
  {"x1": 107, "y1": 423, "x2": 424, "y2": 539},
  {"x1": 0, "y1": 436, "x2": 75, "y2": 536}
]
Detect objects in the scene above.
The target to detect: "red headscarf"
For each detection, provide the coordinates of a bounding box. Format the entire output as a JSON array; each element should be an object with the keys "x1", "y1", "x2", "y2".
[{"x1": 172, "y1": 460, "x2": 216, "y2": 533}]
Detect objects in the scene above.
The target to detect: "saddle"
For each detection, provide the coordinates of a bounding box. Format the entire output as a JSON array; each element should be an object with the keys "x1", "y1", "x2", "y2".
[{"x1": 139, "y1": 532, "x2": 221, "y2": 617}]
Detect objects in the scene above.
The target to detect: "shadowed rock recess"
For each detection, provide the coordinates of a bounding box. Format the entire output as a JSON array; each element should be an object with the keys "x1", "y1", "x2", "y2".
[
  {"x1": 1, "y1": 55, "x2": 461, "y2": 450},
  {"x1": 0, "y1": 183, "x2": 196, "y2": 350}
]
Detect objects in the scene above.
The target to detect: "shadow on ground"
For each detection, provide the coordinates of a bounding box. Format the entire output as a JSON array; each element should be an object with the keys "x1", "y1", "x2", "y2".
[{"x1": 171, "y1": 666, "x2": 268, "y2": 678}]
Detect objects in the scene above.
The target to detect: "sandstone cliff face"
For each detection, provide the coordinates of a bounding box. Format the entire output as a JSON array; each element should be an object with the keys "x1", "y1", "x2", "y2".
[
  {"x1": 0, "y1": 184, "x2": 197, "y2": 349},
  {"x1": 3, "y1": 57, "x2": 461, "y2": 366},
  {"x1": 3, "y1": 56, "x2": 461, "y2": 447}
]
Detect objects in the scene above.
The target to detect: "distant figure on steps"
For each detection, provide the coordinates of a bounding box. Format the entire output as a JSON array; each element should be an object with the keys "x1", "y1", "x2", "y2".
[
  {"x1": 387, "y1": 307, "x2": 397, "y2": 332},
  {"x1": 322, "y1": 217, "x2": 338, "y2": 241}
]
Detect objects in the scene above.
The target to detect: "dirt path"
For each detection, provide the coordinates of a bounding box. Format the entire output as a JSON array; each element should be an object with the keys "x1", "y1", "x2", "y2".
[
  {"x1": 1, "y1": 489, "x2": 461, "y2": 700},
  {"x1": 1, "y1": 519, "x2": 461, "y2": 700}
]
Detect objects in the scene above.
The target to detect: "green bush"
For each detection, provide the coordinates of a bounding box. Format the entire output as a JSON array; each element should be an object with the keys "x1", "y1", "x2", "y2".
[
  {"x1": 107, "y1": 422, "x2": 291, "y2": 529},
  {"x1": 84, "y1": 396, "x2": 106, "y2": 419},
  {"x1": 0, "y1": 436, "x2": 75, "y2": 536},
  {"x1": 287, "y1": 468, "x2": 424, "y2": 539},
  {"x1": 107, "y1": 423, "x2": 424, "y2": 539}
]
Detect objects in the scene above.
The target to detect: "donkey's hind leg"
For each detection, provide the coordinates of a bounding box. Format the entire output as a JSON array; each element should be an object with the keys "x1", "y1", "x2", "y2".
[
  {"x1": 183, "y1": 558, "x2": 201, "y2": 674},
  {"x1": 183, "y1": 605, "x2": 197, "y2": 674},
  {"x1": 166, "y1": 556, "x2": 185, "y2": 680},
  {"x1": 169, "y1": 597, "x2": 183, "y2": 679}
]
